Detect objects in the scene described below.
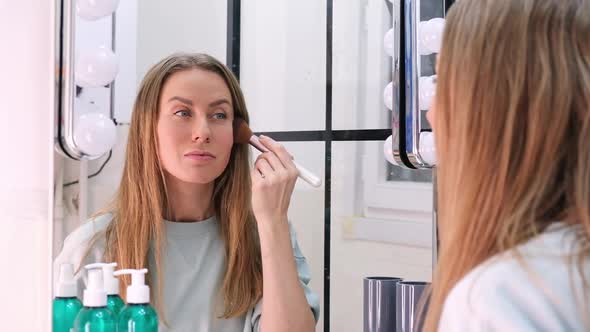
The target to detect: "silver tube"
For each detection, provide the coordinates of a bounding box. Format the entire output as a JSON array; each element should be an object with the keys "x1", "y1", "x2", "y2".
[
  {"x1": 56, "y1": 0, "x2": 105, "y2": 160},
  {"x1": 391, "y1": 0, "x2": 404, "y2": 166},
  {"x1": 59, "y1": 0, "x2": 85, "y2": 159},
  {"x1": 403, "y1": 0, "x2": 430, "y2": 168},
  {"x1": 396, "y1": 281, "x2": 430, "y2": 332},
  {"x1": 363, "y1": 277, "x2": 402, "y2": 332}
]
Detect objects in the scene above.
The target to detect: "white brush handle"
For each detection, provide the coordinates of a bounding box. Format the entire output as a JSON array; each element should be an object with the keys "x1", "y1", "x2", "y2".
[
  {"x1": 293, "y1": 161, "x2": 323, "y2": 187},
  {"x1": 249, "y1": 136, "x2": 323, "y2": 188}
]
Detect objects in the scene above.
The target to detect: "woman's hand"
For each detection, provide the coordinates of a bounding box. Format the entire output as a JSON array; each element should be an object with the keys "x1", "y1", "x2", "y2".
[{"x1": 251, "y1": 135, "x2": 298, "y2": 224}]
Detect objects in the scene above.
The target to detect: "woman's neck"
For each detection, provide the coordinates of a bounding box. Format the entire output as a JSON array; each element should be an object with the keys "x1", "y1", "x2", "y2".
[{"x1": 163, "y1": 173, "x2": 215, "y2": 222}]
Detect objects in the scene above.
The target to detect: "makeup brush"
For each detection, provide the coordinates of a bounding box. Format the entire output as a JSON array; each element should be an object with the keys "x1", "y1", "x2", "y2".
[{"x1": 233, "y1": 118, "x2": 322, "y2": 188}]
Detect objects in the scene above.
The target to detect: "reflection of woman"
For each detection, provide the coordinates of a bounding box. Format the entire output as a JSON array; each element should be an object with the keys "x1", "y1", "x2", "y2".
[
  {"x1": 54, "y1": 53, "x2": 319, "y2": 331},
  {"x1": 423, "y1": 0, "x2": 590, "y2": 331}
]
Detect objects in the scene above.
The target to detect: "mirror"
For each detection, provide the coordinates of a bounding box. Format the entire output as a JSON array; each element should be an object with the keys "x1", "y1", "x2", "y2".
[{"x1": 52, "y1": 0, "x2": 441, "y2": 331}]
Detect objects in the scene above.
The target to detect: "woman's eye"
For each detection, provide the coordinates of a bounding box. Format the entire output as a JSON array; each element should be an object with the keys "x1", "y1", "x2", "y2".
[
  {"x1": 212, "y1": 113, "x2": 227, "y2": 120},
  {"x1": 174, "y1": 109, "x2": 191, "y2": 117}
]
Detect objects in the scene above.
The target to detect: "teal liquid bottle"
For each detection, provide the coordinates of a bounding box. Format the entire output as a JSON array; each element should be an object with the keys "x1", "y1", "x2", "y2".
[
  {"x1": 118, "y1": 304, "x2": 159, "y2": 332},
  {"x1": 53, "y1": 264, "x2": 83, "y2": 332},
  {"x1": 114, "y1": 268, "x2": 159, "y2": 332},
  {"x1": 74, "y1": 307, "x2": 117, "y2": 332},
  {"x1": 107, "y1": 294, "x2": 125, "y2": 316},
  {"x1": 85, "y1": 262, "x2": 125, "y2": 317},
  {"x1": 74, "y1": 268, "x2": 116, "y2": 332}
]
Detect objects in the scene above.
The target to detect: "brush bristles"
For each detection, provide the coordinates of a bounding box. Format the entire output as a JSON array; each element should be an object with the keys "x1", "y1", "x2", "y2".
[{"x1": 233, "y1": 118, "x2": 253, "y2": 144}]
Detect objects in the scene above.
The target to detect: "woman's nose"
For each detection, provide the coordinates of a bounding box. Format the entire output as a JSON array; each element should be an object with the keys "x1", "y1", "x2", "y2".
[{"x1": 191, "y1": 118, "x2": 212, "y2": 143}]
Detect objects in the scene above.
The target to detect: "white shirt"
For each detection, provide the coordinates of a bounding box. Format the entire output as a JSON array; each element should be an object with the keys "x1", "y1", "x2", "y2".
[{"x1": 439, "y1": 223, "x2": 590, "y2": 332}]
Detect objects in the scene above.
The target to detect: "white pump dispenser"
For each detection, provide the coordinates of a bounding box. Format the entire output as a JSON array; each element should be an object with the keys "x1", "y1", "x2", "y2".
[
  {"x1": 56, "y1": 263, "x2": 77, "y2": 298},
  {"x1": 83, "y1": 267, "x2": 107, "y2": 307},
  {"x1": 113, "y1": 269, "x2": 150, "y2": 304},
  {"x1": 85, "y1": 262, "x2": 119, "y2": 295}
]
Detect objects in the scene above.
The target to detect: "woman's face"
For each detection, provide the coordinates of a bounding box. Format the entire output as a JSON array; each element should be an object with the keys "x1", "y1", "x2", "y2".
[{"x1": 157, "y1": 68, "x2": 235, "y2": 185}]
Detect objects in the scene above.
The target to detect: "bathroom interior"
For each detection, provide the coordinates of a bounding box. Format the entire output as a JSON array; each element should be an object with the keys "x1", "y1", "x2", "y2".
[{"x1": 2, "y1": 0, "x2": 450, "y2": 330}]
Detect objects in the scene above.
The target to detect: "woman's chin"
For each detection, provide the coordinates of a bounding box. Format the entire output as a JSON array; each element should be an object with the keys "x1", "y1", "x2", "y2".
[
  {"x1": 171, "y1": 171, "x2": 222, "y2": 185},
  {"x1": 162, "y1": 166, "x2": 226, "y2": 186}
]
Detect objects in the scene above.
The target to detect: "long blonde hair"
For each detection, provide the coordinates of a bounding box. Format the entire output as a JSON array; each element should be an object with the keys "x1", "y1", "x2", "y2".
[
  {"x1": 424, "y1": 0, "x2": 590, "y2": 330},
  {"x1": 102, "y1": 53, "x2": 262, "y2": 319}
]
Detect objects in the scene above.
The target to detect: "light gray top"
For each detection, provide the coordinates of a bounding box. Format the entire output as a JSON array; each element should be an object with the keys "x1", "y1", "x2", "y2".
[
  {"x1": 54, "y1": 214, "x2": 320, "y2": 332},
  {"x1": 439, "y1": 223, "x2": 590, "y2": 331}
]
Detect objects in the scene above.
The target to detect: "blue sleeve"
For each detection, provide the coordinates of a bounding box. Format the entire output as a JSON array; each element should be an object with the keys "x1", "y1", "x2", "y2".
[{"x1": 289, "y1": 222, "x2": 321, "y2": 322}]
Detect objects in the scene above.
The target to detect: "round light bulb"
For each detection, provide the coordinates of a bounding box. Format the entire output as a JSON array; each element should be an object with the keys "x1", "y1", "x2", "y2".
[
  {"x1": 383, "y1": 135, "x2": 397, "y2": 165},
  {"x1": 418, "y1": 21, "x2": 431, "y2": 55},
  {"x1": 383, "y1": 81, "x2": 393, "y2": 110},
  {"x1": 419, "y1": 131, "x2": 436, "y2": 165},
  {"x1": 384, "y1": 28, "x2": 394, "y2": 57},
  {"x1": 74, "y1": 112, "x2": 117, "y2": 156},
  {"x1": 419, "y1": 75, "x2": 436, "y2": 110},
  {"x1": 77, "y1": 0, "x2": 120, "y2": 21},
  {"x1": 76, "y1": 46, "x2": 119, "y2": 88},
  {"x1": 419, "y1": 18, "x2": 445, "y2": 55},
  {"x1": 424, "y1": 18, "x2": 445, "y2": 54}
]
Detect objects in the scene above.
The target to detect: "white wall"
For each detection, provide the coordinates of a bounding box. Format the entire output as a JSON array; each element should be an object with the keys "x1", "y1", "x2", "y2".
[
  {"x1": 137, "y1": 0, "x2": 228, "y2": 83},
  {"x1": 0, "y1": 1, "x2": 54, "y2": 331},
  {"x1": 240, "y1": 0, "x2": 326, "y2": 132}
]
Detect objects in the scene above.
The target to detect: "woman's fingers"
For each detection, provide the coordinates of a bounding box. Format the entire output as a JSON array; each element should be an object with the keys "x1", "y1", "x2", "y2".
[
  {"x1": 259, "y1": 136, "x2": 298, "y2": 175},
  {"x1": 255, "y1": 157, "x2": 274, "y2": 178}
]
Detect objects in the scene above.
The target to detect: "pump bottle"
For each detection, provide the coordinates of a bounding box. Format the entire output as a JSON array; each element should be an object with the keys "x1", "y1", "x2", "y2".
[
  {"x1": 73, "y1": 266, "x2": 116, "y2": 332},
  {"x1": 53, "y1": 263, "x2": 83, "y2": 332},
  {"x1": 113, "y1": 268, "x2": 158, "y2": 332}
]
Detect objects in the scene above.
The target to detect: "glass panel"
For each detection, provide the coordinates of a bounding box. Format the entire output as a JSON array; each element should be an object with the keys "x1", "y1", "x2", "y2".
[
  {"x1": 388, "y1": 164, "x2": 433, "y2": 182},
  {"x1": 136, "y1": 1, "x2": 227, "y2": 80},
  {"x1": 280, "y1": 141, "x2": 325, "y2": 332},
  {"x1": 330, "y1": 141, "x2": 433, "y2": 332},
  {"x1": 240, "y1": 0, "x2": 327, "y2": 132},
  {"x1": 332, "y1": 0, "x2": 391, "y2": 130}
]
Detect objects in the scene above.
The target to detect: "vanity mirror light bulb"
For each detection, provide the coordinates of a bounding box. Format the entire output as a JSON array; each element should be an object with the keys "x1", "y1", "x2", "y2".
[
  {"x1": 419, "y1": 132, "x2": 436, "y2": 165},
  {"x1": 77, "y1": 0, "x2": 120, "y2": 21},
  {"x1": 419, "y1": 75, "x2": 436, "y2": 110},
  {"x1": 425, "y1": 18, "x2": 445, "y2": 54},
  {"x1": 419, "y1": 18, "x2": 445, "y2": 55},
  {"x1": 74, "y1": 112, "x2": 117, "y2": 157},
  {"x1": 76, "y1": 46, "x2": 119, "y2": 88},
  {"x1": 383, "y1": 135, "x2": 397, "y2": 166},
  {"x1": 384, "y1": 28, "x2": 394, "y2": 57},
  {"x1": 383, "y1": 81, "x2": 394, "y2": 111}
]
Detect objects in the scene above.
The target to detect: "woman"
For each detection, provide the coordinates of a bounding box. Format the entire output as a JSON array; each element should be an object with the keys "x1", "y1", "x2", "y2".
[
  {"x1": 424, "y1": 0, "x2": 590, "y2": 331},
  {"x1": 54, "y1": 53, "x2": 319, "y2": 331}
]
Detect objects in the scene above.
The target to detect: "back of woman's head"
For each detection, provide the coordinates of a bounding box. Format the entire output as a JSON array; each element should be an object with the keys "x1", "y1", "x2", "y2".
[{"x1": 425, "y1": 0, "x2": 590, "y2": 330}]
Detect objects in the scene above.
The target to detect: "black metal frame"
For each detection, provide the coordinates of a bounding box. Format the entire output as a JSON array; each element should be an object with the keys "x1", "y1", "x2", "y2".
[
  {"x1": 226, "y1": 1, "x2": 393, "y2": 331},
  {"x1": 226, "y1": 0, "x2": 241, "y2": 81},
  {"x1": 254, "y1": 129, "x2": 391, "y2": 142},
  {"x1": 445, "y1": 0, "x2": 456, "y2": 12},
  {"x1": 323, "y1": 2, "x2": 333, "y2": 331}
]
